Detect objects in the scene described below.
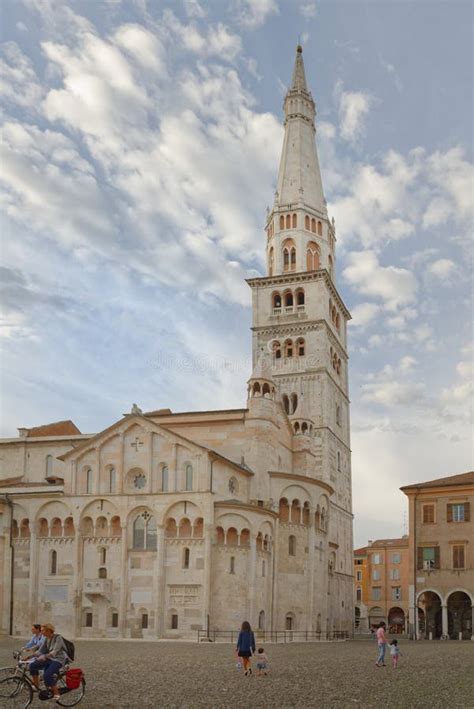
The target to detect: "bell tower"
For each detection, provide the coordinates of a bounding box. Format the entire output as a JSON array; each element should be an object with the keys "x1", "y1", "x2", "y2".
[{"x1": 247, "y1": 45, "x2": 353, "y2": 555}]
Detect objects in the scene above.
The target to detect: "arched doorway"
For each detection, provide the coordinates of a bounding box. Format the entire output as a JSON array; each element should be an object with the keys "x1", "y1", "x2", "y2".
[
  {"x1": 417, "y1": 591, "x2": 442, "y2": 638},
  {"x1": 388, "y1": 607, "x2": 405, "y2": 634},
  {"x1": 447, "y1": 591, "x2": 472, "y2": 639},
  {"x1": 368, "y1": 606, "x2": 384, "y2": 630},
  {"x1": 354, "y1": 606, "x2": 361, "y2": 629}
]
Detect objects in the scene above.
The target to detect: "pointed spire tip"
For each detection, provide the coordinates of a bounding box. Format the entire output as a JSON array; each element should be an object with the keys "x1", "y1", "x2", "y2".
[{"x1": 297, "y1": 44, "x2": 303, "y2": 53}]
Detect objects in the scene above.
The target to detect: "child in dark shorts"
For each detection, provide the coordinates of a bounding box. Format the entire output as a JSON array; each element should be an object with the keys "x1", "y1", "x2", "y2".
[{"x1": 256, "y1": 647, "x2": 269, "y2": 675}]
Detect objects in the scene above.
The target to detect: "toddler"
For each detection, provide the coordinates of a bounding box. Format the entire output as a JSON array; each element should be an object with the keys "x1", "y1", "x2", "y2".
[
  {"x1": 389, "y1": 639, "x2": 401, "y2": 669},
  {"x1": 256, "y1": 647, "x2": 269, "y2": 675}
]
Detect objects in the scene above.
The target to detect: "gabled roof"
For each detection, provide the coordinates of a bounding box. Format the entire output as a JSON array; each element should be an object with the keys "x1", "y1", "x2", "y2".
[
  {"x1": 20, "y1": 420, "x2": 81, "y2": 437},
  {"x1": 354, "y1": 547, "x2": 367, "y2": 556},
  {"x1": 401, "y1": 470, "x2": 474, "y2": 491},
  {"x1": 370, "y1": 537, "x2": 409, "y2": 548}
]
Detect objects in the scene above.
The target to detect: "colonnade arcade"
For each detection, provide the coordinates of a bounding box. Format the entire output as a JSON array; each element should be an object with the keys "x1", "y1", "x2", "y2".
[{"x1": 416, "y1": 589, "x2": 474, "y2": 640}]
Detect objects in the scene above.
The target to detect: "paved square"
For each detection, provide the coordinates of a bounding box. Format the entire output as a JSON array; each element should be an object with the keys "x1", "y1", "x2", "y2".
[{"x1": 1, "y1": 638, "x2": 473, "y2": 707}]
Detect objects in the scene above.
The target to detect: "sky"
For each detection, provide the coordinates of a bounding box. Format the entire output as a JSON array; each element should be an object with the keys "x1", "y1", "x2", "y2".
[{"x1": 0, "y1": 0, "x2": 472, "y2": 548}]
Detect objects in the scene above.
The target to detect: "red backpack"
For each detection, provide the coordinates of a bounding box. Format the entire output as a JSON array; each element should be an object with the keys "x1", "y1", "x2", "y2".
[{"x1": 65, "y1": 669, "x2": 84, "y2": 689}]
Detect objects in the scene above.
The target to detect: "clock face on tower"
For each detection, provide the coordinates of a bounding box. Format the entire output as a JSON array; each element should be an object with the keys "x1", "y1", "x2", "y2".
[{"x1": 133, "y1": 473, "x2": 146, "y2": 489}]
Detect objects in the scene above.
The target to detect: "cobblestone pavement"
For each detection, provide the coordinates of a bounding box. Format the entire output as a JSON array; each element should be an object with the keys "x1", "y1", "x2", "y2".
[{"x1": 1, "y1": 637, "x2": 473, "y2": 708}]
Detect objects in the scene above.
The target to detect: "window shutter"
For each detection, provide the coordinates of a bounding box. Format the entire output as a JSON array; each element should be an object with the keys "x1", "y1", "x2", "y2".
[
  {"x1": 434, "y1": 546, "x2": 440, "y2": 569},
  {"x1": 460, "y1": 546, "x2": 465, "y2": 568},
  {"x1": 417, "y1": 547, "x2": 423, "y2": 570},
  {"x1": 464, "y1": 502, "x2": 470, "y2": 522},
  {"x1": 447, "y1": 504, "x2": 453, "y2": 522}
]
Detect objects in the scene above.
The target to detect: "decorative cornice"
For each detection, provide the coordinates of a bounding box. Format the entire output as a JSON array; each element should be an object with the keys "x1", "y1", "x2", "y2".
[
  {"x1": 268, "y1": 471, "x2": 334, "y2": 495},
  {"x1": 215, "y1": 501, "x2": 278, "y2": 518},
  {"x1": 247, "y1": 270, "x2": 351, "y2": 320}
]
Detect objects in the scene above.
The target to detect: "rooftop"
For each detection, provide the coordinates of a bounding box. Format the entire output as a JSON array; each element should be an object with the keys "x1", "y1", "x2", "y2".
[
  {"x1": 401, "y1": 470, "x2": 474, "y2": 491},
  {"x1": 18, "y1": 420, "x2": 81, "y2": 438}
]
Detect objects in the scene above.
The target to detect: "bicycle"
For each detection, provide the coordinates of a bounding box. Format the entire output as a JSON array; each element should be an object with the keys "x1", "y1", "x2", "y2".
[{"x1": 0, "y1": 652, "x2": 86, "y2": 708}]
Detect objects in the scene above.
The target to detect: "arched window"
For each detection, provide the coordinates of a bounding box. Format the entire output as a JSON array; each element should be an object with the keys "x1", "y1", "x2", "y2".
[
  {"x1": 98, "y1": 567, "x2": 107, "y2": 579},
  {"x1": 258, "y1": 610, "x2": 265, "y2": 630},
  {"x1": 284, "y1": 291, "x2": 293, "y2": 308},
  {"x1": 306, "y1": 241, "x2": 320, "y2": 271},
  {"x1": 272, "y1": 341, "x2": 281, "y2": 360},
  {"x1": 45, "y1": 455, "x2": 53, "y2": 478},
  {"x1": 20, "y1": 519, "x2": 30, "y2": 538},
  {"x1": 141, "y1": 613, "x2": 148, "y2": 629},
  {"x1": 183, "y1": 547, "x2": 190, "y2": 569},
  {"x1": 283, "y1": 239, "x2": 296, "y2": 273},
  {"x1": 99, "y1": 547, "x2": 107, "y2": 565},
  {"x1": 179, "y1": 518, "x2": 192, "y2": 537},
  {"x1": 279, "y1": 498, "x2": 289, "y2": 522},
  {"x1": 297, "y1": 338, "x2": 305, "y2": 356},
  {"x1": 305, "y1": 215, "x2": 310, "y2": 230},
  {"x1": 166, "y1": 518, "x2": 177, "y2": 538},
  {"x1": 290, "y1": 247, "x2": 296, "y2": 270},
  {"x1": 226, "y1": 527, "x2": 238, "y2": 545},
  {"x1": 335, "y1": 313, "x2": 340, "y2": 330},
  {"x1": 301, "y1": 422, "x2": 308, "y2": 434},
  {"x1": 292, "y1": 213, "x2": 297, "y2": 228},
  {"x1": 111, "y1": 611, "x2": 119, "y2": 628},
  {"x1": 230, "y1": 556, "x2": 235, "y2": 574},
  {"x1": 283, "y1": 248, "x2": 290, "y2": 272},
  {"x1": 252, "y1": 381, "x2": 261, "y2": 396},
  {"x1": 290, "y1": 393, "x2": 298, "y2": 414},
  {"x1": 296, "y1": 289, "x2": 305, "y2": 306},
  {"x1": 133, "y1": 512, "x2": 157, "y2": 551},
  {"x1": 284, "y1": 339, "x2": 293, "y2": 358},
  {"x1": 162, "y1": 465, "x2": 169, "y2": 492},
  {"x1": 286, "y1": 214, "x2": 291, "y2": 229},
  {"x1": 50, "y1": 518, "x2": 62, "y2": 537},
  {"x1": 268, "y1": 247, "x2": 274, "y2": 276},
  {"x1": 311, "y1": 218, "x2": 316, "y2": 233},
  {"x1": 317, "y1": 221, "x2": 322, "y2": 236},
  {"x1": 185, "y1": 464, "x2": 193, "y2": 491},
  {"x1": 288, "y1": 535, "x2": 296, "y2": 556},
  {"x1": 282, "y1": 394, "x2": 290, "y2": 414},
  {"x1": 280, "y1": 215, "x2": 284, "y2": 229},
  {"x1": 86, "y1": 468, "x2": 93, "y2": 494},
  {"x1": 336, "y1": 405, "x2": 341, "y2": 426},
  {"x1": 294, "y1": 422, "x2": 300, "y2": 434},
  {"x1": 109, "y1": 467, "x2": 116, "y2": 493},
  {"x1": 272, "y1": 292, "x2": 282, "y2": 310},
  {"x1": 50, "y1": 550, "x2": 57, "y2": 575},
  {"x1": 285, "y1": 614, "x2": 294, "y2": 630}
]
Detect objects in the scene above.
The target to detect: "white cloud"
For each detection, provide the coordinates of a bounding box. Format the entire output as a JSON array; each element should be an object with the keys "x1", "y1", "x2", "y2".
[
  {"x1": 349, "y1": 302, "x2": 380, "y2": 329},
  {"x1": 338, "y1": 88, "x2": 372, "y2": 143},
  {"x1": 428, "y1": 258, "x2": 456, "y2": 281},
  {"x1": 163, "y1": 11, "x2": 242, "y2": 61},
  {"x1": 343, "y1": 251, "x2": 418, "y2": 311},
  {"x1": 114, "y1": 24, "x2": 166, "y2": 73},
  {"x1": 422, "y1": 197, "x2": 453, "y2": 228},
  {"x1": 233, "y1": 0, "x2": 279, "y2": 29},
  {"x1": 0, "y1": 42, "x2": 44, "y2": 108},
  {"x1": 299, "y1": 2, "x2": 317, "y2": 19},
  {"x1": 183, "y1": 0, "x2": 207, "y2": 18}
]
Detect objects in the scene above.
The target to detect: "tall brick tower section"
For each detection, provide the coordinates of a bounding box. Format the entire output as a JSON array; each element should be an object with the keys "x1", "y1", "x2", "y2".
[{"x1": 247, "y1": 45, "x2": 353, "y2": 632}]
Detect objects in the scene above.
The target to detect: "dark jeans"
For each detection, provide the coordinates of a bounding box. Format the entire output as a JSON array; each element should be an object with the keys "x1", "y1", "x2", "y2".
[{"x1": 29, "y1": 659, "x2": 62, "y2": 687}]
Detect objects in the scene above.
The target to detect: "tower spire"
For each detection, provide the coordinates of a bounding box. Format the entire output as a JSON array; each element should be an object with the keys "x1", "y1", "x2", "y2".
[
  {"x1": 274, "y1": 45, "x2": 326, "y2": 215},
  {"x1": 291, "y1": 44, "x2": 308, "y2": 91}
]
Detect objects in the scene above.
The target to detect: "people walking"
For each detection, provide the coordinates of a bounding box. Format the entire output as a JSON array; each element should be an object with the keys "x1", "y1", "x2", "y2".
[
  {"x1": 236, "y1": 621, "x2": 256, "y2": 676},
  {"x1": 375, "y1": 621, "x2": 387, "y2": 667},
  {"x1": 256, "y1": 647, "x2": 269, "y2": 676},
  {"x1": 390, "y1": 639, "x2": 401, "y2": 669}
]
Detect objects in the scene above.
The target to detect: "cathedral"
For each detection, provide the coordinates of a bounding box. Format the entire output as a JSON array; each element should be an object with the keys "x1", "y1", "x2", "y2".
[{"x1": 0, "y1": 46, "x2": 353, "y2": 639}]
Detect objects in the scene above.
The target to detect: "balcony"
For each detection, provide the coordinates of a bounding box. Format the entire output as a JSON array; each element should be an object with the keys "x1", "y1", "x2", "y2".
[
  {"x1": 84, "y1": 579, "x2": 112, "y2": 598},
  {"x1": 271, "y1": 306, "x2": 306, "y2": 319}
]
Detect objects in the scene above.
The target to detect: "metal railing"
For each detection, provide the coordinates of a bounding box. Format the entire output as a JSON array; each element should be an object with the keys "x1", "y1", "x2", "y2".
[{"x1": 197, "y1": 629, "x2": 350, "y2": 643}]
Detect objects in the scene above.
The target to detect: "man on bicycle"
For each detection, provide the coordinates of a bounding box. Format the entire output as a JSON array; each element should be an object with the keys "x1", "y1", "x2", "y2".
[{"x1": 29, "y1": 623, "x2": 69, "y2": 701}]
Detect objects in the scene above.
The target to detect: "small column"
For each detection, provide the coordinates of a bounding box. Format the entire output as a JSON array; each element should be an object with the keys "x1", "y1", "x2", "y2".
[
  {"x1": 271, "y1": 519, "x2": 280, "y2": 631},
  {"x1": 153, "y1": 526, "x2": 165, "y2": 637},
  {"x1": 172, "y1": 444, "x2": 178, "y2": 492},
  {"x1": 118, "y1": 525, "x2": 128, "y2": 637},
  {"x1": 202, "y1": 523, "x2": 213, "y2": 635},
  {"x1": 72, "y1": 524, "x2": 83, "y2": 637},
  {"x1": 307, "y1": 519, "x2": 316, "y2": 630},
  {"x1": 415, "y1": 606, "x2": 421, "y2": 639},
  {"x1": 441, "y1": 605, "x2": 448, "y2": 638},
  {"x1": 248, "y1": 535, "x2": 257, "y2": 624},
  {"x1": 471, "y1": 605, "x2": 474, "y2": 641},
  {"x1": 28, "y1": 530, "x2": 39, "y2": 623}
]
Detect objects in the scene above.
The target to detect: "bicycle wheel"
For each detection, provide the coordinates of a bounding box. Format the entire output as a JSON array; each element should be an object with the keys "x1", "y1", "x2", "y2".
[
  {"x1": 0, "y1": 667, "x2": 17, "y2": 681},
  {"x1": 0, "y1": 676, "x2": 33, "y2": 708},
  {"x1": 55, "y1": 676, "x2": 86, "y2": 707}
]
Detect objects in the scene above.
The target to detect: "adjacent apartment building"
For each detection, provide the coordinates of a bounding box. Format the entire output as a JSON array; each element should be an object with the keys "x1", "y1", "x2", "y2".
[
  {"x1": 401, "y1": 471, "x2": 474, "y2": 640},
  {"x1": 354, "y1": 537, "x2": 409, "y2": 633}
]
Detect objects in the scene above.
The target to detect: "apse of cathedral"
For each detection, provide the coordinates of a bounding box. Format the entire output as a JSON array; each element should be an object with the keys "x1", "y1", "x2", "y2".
[{"x1": 0, "y1": 46, "x2": 353, "y2": 638}]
